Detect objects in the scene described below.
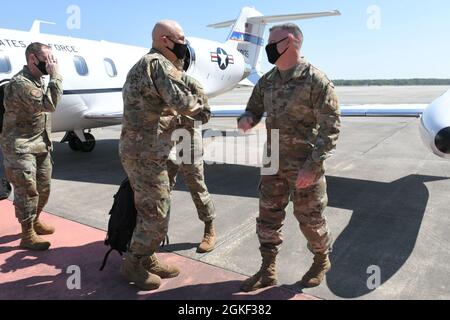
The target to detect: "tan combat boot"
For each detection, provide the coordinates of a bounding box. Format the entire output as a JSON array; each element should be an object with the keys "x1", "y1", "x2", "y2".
[
  {"x1": 240, "y1": 252, "x2": 278, "y2": 292},
  {"x1": 300, "y1": 253, "x2": 331, "y2": 288},
  {"x1": 20, "y1": 220, "x2": 51, "y2": 251},
  {"x1": 120, "y1": 253, "x2": 161, "y2": 291},
  {"x1": 143, "y1": 254, "x2": 180, "y2": 279},
  {"x1": 33, "y1": 214, "x2": 55, "y2": 235},
  {"x1": 197, "y1": 221, "x2": 216, "y2": 253}
]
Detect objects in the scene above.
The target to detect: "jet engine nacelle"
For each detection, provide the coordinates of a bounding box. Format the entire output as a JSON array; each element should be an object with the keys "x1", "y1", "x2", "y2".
[{"x1": 420, "y1": 90, "x2": 450, "y2": 158}]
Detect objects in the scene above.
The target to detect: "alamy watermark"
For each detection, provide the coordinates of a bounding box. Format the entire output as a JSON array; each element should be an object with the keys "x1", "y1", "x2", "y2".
[
  {"x1": 66, "y1": 265, "x2": 81, "y2": 290},
  {"x1": 66, "y1": 5, "x2": 81, "y2": 30},
  {"x1": 367, "y1": 5, "x2": 382, "y2": 30},
  {"x1": 170, "y1": 122, "x2": 280, "y2": 176},
  {"x1": 367, "y1": 265, "x2": 381, "y2": 290}
]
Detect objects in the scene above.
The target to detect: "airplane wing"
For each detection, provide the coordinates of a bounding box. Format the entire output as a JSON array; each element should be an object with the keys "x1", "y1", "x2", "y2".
[
  {"x1": 84, "y1": 111, "x2": 123, "y2": 120},
  {"x1": 211, "y1": 104, "x2": 428, "y2": 117},
  {"x1": 83, "y1": 104, "x2": 428, "y2": 121},
  {"x1": 83, "y1": 109, "x2": 123, "y2": 126},
  {"x1": 339, "y1": 104, "x2": 428, "y2": 117}
]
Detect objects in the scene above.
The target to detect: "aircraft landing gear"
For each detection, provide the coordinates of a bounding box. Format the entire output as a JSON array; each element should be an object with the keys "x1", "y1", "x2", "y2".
[{"x1": 62, "y1": 131, "x2": 96, "y2": 153}]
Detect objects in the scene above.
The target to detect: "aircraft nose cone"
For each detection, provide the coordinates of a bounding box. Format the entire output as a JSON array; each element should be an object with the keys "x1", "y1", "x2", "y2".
[{"x1": 435, "y1": 127, "x2": 450, "y2": 154}]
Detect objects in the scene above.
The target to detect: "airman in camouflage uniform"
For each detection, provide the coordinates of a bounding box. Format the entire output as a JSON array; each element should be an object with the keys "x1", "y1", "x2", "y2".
[
  {"x1": 1, "y1": 43, "x2": 62, "y2": 251},
  {"x1": 238, "y1": 24, "x2": 341, "y2": 292},
  {"x1": 167, "y1": 74, "x2": 216, "y2": 254},
  {"x1": 119, "y1": 20, "x2": 207, "y2": 291}
]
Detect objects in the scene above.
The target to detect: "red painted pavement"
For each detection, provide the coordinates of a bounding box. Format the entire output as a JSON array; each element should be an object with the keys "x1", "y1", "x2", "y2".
[{"x1": 0, "y1": 200, "x2": 319, "y2": 300}]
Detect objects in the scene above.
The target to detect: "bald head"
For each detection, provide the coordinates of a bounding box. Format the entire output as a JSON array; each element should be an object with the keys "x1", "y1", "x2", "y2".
[
  {"x1": 152, "y1": 20, "x2": 184, "y2": 47},
  {"x1": 151, "y1": 20, "x2": 187, "y2": 63}
]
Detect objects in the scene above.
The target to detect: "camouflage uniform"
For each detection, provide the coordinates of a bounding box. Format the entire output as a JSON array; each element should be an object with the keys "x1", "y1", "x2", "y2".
[
  {"x1": 167, "y1": 74, "x2": 215, "y2": 223},
  {"x1": 240, "y1": 59, "x2": 341, "y2": 255},
  {"x1": 120, "y1": 49, "x2": 206, "y2": 256},
  {"x1": 1, "y1": 66, "x2": 63, "y2": 222}
]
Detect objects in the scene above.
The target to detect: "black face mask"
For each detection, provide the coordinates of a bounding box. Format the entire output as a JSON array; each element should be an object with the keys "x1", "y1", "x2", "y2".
[
  {"x1": 34, "y1": 56, "x2": 48, "y2": 75},
  {"x1": 167, "y1": 38, "x2": 188, "y2": 60},
  {"x1": 265, "y1": 37, "x2": 289, "y2": 64}
]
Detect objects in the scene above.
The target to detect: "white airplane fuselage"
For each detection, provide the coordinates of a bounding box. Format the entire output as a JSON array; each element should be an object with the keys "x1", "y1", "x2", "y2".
[{"x1": 0, "y1": 28, "x2": 247, "y2": 134}]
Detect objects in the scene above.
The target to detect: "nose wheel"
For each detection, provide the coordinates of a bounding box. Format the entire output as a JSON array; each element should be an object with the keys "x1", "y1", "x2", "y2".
[{"x1": 63, "y1": 131, "x2": 96, "y2": 153}]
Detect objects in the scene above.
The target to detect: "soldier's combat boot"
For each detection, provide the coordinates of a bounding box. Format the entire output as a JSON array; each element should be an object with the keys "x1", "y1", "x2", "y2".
[
  {"x1": 20, "y1": 220, "x2": 51, "y2": 251},
  {"x1": 120, "y1": 253, "x2": 161, "y2": 291},
  {"x1": 143, "y1": 254, "x2": 180, "y2": 279},
  {"x1": 240, "y1": 252, "x2": 277, "y2": 292},
  {"x1": 300, "y1": 253, "x2": 331, "y2": 288},
  {"x1": 33, "y1": 214, "x2": 55, "y2": 235},
  {"x1": 197, "y1": 221, "x2": 216, "y2": 253}
]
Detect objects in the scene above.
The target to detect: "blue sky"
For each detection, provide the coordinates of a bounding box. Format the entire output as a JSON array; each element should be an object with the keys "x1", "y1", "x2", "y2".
[{"x1": 1, "y1": 0, "x2": 449, "y2": 79}]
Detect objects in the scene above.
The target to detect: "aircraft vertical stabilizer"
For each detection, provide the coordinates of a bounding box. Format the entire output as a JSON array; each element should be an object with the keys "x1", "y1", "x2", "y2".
[
  {"x1": 208, "y1": 7, "x2": 265, "y2": 73},
  {"x1": 208, "y1": 7, "x2": 341, "y2": 86}
]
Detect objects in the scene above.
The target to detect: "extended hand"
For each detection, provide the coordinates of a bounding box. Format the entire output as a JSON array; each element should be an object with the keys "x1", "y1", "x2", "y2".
[
  {"x1": 238, "y1": 116, "x2": 254, "y2": 133},
  {"x1": 296, "y1": 169, "x2": 317, "y2": 190},
  {"x1": 183, "y1": 103, "x2": 203, "y2": 117}
]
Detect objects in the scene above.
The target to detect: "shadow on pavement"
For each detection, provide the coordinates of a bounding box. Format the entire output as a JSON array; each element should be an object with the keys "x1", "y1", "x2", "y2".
[
  {"x1": 326, "y1": 174, "x2": 447, "y2": 298},
  {"x1": 0, "y1": 240, "x2": 296, "y2": 300},
  {"x1": 6, "y1": 141, "x2": 448, "y2": 299}
]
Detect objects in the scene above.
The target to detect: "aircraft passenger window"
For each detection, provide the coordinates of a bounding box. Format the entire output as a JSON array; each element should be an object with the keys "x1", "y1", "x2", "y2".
[
  {"x1": 0, "y1": 54, "x2": 12, "y2": 74},
  {"x1": 104, "y1": 58, "x2": 117, "y2": 77},
  {"x1": 74, "y1": 56, "x2": 89, "y2": 76}
]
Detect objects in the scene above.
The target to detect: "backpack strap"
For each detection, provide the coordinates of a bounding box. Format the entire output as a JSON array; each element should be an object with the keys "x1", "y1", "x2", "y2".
[
  {"x1": 99, "y1": 248, "x2": 115, "y2": 271},
  {"x1": 161, "y1": 234, "x2": 170, "y2": 247}
]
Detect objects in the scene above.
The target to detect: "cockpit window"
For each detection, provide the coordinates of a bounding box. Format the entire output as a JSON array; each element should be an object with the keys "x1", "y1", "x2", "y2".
[
  {"x1": 0, "y1": 53, "x2": 12, "y2": 74},
  {"x1": 74, "y1": 56, "x2": 89, "y2": 76},
  {"x1": 104, "y1": 58, "x2": 118, "y2": 77}
]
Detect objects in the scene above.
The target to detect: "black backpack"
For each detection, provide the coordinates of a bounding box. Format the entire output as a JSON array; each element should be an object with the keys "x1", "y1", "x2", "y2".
[
  {"x1": 99, "y1": 178, "x2": 169, "y2": 271},
  {"x1": 0, "y1": 81, "x2": 7, "y2": 134},
  {"x1": 0, "y1": 81, "x2": 11, "y2": 201},
  {"x1": 0, "y1": 178, "x2": 11, "y2": 201}
]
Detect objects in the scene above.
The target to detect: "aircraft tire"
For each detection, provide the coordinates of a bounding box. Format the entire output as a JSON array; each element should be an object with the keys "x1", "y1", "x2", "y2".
[
  {"x1": 68, "y1": 137, "x2": 82, "y2": 151},
  {"x1": 80, "y1": 133, "x2": 96, "y2": 153}
]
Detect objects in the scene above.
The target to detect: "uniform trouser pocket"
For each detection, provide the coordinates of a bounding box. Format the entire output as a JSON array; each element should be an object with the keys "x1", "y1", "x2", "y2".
[
  {"x1": 180, "y1": 161, "x2": 215, "y2": 222},
  {"x1": 292, "y1": 175, "x2": 333, "y2": 254},
  {"x1": 257, "y1": 174, "x2": 290, "y2": 253},
  {"x1": 123, "y1": 158, "x2": 171, "y2": 256},
  {"x1": 36, "y1": 153, "x2": 52, "y2": 214},
  {"x1": 4, "y1": 153, "x2": 52, "y2": 223}
]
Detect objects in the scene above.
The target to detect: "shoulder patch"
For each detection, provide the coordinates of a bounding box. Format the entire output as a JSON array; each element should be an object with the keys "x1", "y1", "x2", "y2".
[{"x1": 30, "y1": 89, "x2": 43, "y2": 98}]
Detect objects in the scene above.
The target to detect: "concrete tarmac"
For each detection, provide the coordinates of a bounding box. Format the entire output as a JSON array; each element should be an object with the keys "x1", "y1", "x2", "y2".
[{"x1": 1, "y1": 86, "x2": 450, "y2": 300}]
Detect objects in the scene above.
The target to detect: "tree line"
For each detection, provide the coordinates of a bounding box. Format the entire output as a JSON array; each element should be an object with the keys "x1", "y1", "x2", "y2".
[{"x1": 332, "y1": 79, "x2": 450, "y2": 86}]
